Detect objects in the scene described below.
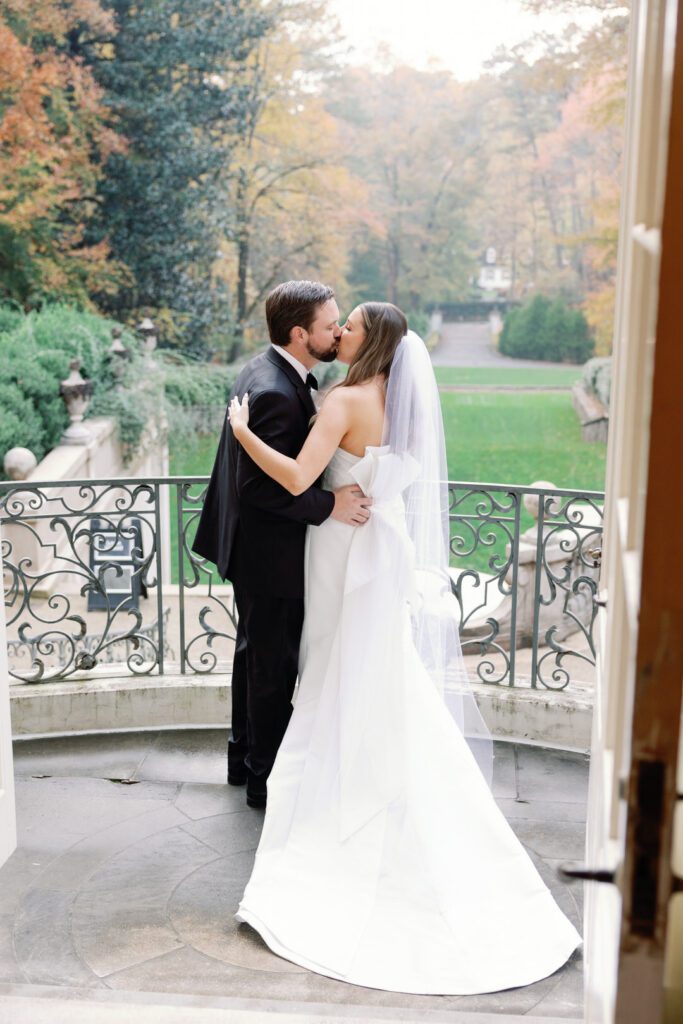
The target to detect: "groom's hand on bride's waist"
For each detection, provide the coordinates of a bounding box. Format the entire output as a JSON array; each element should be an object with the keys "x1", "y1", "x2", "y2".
[{"x1": 330, "y1": 485, "x2": 372, "y2": 526}]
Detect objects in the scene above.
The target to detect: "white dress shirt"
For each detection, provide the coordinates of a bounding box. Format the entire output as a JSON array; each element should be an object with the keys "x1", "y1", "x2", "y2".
[{"x1": 272, "y1": 344, "x2": 309, "y2": 385}]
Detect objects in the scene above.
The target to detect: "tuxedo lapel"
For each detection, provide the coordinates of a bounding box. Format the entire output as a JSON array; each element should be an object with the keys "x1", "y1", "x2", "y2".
[{"x1": 266, "y1": 348, "x2": 316, "y2": 420}]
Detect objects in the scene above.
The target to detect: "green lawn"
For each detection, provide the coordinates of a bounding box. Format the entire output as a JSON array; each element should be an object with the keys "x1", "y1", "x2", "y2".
[
  {"x1": 169, "y1": 391, "x2": 606, "y2": 579},
  {"x1": 441, "y1": 391, "x2": 605, "y2": 572},
  {"x1": 170, "y1": 392, "x2": 604, "y2": 491},
  {"x1": 171, "y1": 434, "x2": 222, "y2": 478},
  {"x1": 433, "y1": 366, "x2": 582, "y2": 388},
  {"x1": 169, "y1": 437, "x2": 219, "y2": 584},
  {"x1": 440, "y1": 391, "x2": 605, "y2": 491}
]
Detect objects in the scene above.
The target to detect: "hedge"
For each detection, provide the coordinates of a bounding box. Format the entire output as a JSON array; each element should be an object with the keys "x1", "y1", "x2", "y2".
[{"x1": 499, "y1": 295, "x2": 594, "y2": 363}]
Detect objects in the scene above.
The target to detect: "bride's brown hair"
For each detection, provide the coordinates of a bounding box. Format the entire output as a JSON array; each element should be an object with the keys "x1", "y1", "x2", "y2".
[{"x1": 340, "y1": 302, "x2": 407, "y2": 388}]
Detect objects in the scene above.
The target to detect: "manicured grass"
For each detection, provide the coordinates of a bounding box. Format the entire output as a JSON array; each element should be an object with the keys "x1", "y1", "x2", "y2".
[
  {"x1": 440, "y1": 391, "x2": 605, "y2": 491},
  {"x1": 169, "y1": 391, "x2": 606, "y2": 577},
  {"x1": 441, "y1": 391, "x2": 606, "y2": 572},
  {"x1": 170, "y1": 392, "x2": 604, "y2": 490},
  {"x1": 171, "y1": 434, "x2": 221, "y2": 478},
  {"x1": 433, "y1": 366, "x2": 582, "y2": 388},
  {"x1": 168, "y1": 437, "x2": 220, "y2": 584}
]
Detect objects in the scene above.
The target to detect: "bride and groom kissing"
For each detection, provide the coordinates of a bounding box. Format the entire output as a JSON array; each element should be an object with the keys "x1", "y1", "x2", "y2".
[{"x1": 191, "y1": 280, "x2": 582, "y2": 995}]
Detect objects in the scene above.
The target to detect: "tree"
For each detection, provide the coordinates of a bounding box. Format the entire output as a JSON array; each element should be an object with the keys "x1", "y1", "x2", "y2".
[
  {"x1": 77, "y1": 0, "x2": 270, "y2": 355},
  {"x1": 211, "y1": 2, "x2": 364, "y2": 359},
  {"x1": 465, "y1": 0, "x2": 627, "y2": 327},
  {"x1": 329, "y1": 66, "x2": 482, "y2": 314},
  {"x1": 506, "y1": 0, "x2": 629, "y2": 348},
  {"x1": 0, "y1": 0, "x2": 126, "y2": 306}
]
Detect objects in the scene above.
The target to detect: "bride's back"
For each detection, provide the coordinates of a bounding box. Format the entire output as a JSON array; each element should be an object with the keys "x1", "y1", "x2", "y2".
[{"x1": 333, "y1": 379, "x2": 385, "y2": 457}]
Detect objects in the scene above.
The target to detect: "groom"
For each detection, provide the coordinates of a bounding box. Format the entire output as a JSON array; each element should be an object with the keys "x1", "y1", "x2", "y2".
[{"x1": 192, "y1": 280, "x2": 371, "y2": 808}]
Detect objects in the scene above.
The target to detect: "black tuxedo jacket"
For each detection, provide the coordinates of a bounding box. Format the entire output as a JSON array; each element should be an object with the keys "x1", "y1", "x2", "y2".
[{"x1": 191, "y1": 347, "x2": 335, "y2": 598}]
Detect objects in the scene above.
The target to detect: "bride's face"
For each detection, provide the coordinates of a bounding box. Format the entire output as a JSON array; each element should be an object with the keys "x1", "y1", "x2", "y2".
[{"x1": 337, "y1": 308, "x2": 366, "y2": 365}]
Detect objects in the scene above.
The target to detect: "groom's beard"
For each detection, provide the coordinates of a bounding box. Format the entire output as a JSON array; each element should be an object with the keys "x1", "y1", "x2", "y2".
[{"x1": 306, "y1": 339, "x2": 339, "y2": 363}]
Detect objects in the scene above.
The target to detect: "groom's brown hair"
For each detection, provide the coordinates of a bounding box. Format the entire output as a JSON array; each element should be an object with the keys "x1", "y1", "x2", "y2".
[{"x1": 266, "y1": 280, "x2": 335, "y2": 347}]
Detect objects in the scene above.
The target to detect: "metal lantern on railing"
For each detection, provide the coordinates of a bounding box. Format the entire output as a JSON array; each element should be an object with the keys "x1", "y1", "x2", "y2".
[
  {"x1": 59, "y1": 358, "x2": 94, "y2": 445},
  {"x1": 137, "y1": 316, "x2": 157, "y2": 353}
]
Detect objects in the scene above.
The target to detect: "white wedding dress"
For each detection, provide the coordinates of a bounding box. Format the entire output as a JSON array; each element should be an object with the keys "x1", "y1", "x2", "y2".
[{"x1": 236, "y1": 444, "x2": 583, "y2": 995}]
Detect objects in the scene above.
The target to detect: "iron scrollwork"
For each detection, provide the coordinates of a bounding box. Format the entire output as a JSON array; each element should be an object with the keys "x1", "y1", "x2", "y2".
[
  {"x1": 3, "y1": 476, "x2": 604, "y2": 691},
  {"x1": 2, "y1": 482, "x2": 162, "y2": 681}
]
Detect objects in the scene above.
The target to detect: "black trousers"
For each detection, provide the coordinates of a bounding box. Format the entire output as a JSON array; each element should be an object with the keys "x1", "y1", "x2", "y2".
[{"x1": 228, "y1": 581, "x2": 304, "y2": 781}]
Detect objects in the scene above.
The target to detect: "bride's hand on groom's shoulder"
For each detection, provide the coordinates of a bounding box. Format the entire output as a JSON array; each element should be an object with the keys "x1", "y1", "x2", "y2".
[{"x1": 228, "y1": 394, "x2": 250, "y2": 436}]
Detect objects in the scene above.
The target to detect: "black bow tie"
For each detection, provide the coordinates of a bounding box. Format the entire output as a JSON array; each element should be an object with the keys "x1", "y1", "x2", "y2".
[{"x1": 306, "y1": 372, "x2": 318, "y2": 391}]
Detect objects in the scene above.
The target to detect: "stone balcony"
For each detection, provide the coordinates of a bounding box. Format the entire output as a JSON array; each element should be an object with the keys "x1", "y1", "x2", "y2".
[
  {"x1": 0, "y1": 474, "x2": 599, "y2": 1021},
  {"x1": 0, "y1": 728, "x2": 586, "y2": 1024}
]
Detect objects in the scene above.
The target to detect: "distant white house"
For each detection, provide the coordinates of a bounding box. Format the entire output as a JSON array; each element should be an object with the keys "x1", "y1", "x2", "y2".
[{"x1": 476, "y1": 246, "x2": 512, "y2": 295}]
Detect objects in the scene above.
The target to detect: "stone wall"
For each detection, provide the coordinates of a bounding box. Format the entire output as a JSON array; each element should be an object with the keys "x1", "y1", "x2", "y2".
[
  {"x1": 572, "y1": 382, "x2": 609, "y2": 443},
  {"x1": 2, "y1": 415, "x2": 171, "y2": 599}
]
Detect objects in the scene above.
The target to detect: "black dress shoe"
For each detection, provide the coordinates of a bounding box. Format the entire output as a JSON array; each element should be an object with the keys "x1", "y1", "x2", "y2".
[
  {"x1": 228, "y1": 771, "x2": 247, "y2": 787},
  {"x1": 246, "y1": 768, "x2": 267, "y2": 809}
]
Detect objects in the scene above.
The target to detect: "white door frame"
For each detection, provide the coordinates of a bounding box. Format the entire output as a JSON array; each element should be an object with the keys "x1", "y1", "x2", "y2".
[{"x1": 581, "y1": 0, "x2": 683, "y2": 1020}]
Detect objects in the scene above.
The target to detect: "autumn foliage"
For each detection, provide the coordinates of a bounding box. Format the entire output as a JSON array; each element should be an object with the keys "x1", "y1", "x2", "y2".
[
  {"x1": 0, "y1": 0, "x2": 126, "y2": 306},
  {"x1": 0, "y1": 0, "x2": 628, "y2": 358}
]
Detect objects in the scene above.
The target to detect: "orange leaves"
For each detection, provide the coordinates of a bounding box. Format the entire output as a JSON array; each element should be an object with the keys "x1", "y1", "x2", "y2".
[
  {"x1": 0, "y1": 0, "x2": 126, "y2": 303},
  {"x1": 0, "y1": 0, "x2": 114, "y2": 44}
]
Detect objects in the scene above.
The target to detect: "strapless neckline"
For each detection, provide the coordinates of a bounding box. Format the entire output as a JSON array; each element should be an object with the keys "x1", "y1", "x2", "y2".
[{"x1": 333, "y1": 446, "x2": 365, "y2": 462}]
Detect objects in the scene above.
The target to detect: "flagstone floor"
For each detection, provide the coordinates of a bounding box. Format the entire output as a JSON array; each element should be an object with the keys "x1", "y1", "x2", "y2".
[{"x1": 0, "y1": 730, "x2": 588, "y2": 1021}]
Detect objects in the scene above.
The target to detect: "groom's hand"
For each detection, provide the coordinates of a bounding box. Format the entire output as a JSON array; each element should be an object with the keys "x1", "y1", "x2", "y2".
[{"x1": 330, "y1": 485, "x2": 372, "y2": 526}]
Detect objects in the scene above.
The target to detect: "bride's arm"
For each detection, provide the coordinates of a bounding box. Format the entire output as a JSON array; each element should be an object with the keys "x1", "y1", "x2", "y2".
[{"x1": 229, "y1": 389, "x2": 350, "y2": 496}]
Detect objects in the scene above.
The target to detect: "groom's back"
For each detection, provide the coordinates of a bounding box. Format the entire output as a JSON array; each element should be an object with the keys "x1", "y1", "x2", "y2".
[{"x1": 191, "y1": 346, "x2": 319, "y2": 596}]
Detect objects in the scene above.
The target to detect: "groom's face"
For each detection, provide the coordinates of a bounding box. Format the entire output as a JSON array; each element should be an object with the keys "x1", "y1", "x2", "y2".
[{"x1": 303, "y1": 298, "x2": 341, "y2": 363}]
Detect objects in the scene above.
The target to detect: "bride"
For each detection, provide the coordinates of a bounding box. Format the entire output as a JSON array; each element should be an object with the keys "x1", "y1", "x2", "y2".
[{"x1": 227, "y1": 301, "x2": 582, "y2": 995}]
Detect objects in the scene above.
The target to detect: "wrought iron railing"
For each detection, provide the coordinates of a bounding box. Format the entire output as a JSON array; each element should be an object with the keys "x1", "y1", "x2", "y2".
[{"x1": 1, "y1": 476, "x2": 604, "y2": 689}]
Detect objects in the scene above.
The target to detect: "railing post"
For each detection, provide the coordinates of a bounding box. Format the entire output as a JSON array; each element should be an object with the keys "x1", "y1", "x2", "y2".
[
  {"x1": 530, "y1": 489, "x2": 546, "y2": 689},
  {"x1": 153, "y1": 483, "x2": 164, "y2": 676},
  {"x1": 176, "y1": 483, "x2": 186, "y2": 675},
  {"x1": 508, "y1": 490, "x2": 522, "y2": 687}
]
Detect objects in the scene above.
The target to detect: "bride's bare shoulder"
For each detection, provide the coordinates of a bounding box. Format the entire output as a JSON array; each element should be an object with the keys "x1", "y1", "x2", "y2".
[
  {"x1": 329, "y1": 378, "x2": 384, "y2": 405},
  {"x1": 319, "y1": 380, "x2": 384, "y2": 428}
]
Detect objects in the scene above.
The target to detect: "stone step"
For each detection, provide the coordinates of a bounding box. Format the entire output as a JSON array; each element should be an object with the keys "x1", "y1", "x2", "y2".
[
  {"x1": 10, "y1": 672, "x2": 593, "y2": 753},
  {"x1": 0, "y1": 983, "x2": 583, "y2": 1024}
]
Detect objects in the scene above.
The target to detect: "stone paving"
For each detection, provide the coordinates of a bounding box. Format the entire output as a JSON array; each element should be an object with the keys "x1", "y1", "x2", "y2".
[
  {"x1": 0, "y1": 730, "x2": 588, "y2": 1021},
  {"x1": 431, "y1": 323, "x2": 571, "y2": 370}
]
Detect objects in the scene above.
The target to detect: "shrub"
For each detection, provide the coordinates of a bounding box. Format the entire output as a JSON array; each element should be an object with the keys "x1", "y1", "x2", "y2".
[
  {"x1": 582, "y1": 357, "x2": 612, "y2": 408},
  {"x1": 498, "y1": 295, "x2": 594, "y2": 363},
  {"x1": 407, "y1": 310, "x2": 430, "y2": 339},
  {"x1": 0, "y1": 304, "x2": 237, "y2": 477},
  {"x1": 0, "y1": 305, "x2": 123, "y2": 473},
  {"x1": 88, "y1": 388, "x2": 151, "y2": 454},
  {"x1": 565, "y1": 309, "x2": 594, "y2": 363},
  {"x1": 0, "y1": 351, "x2": 68, "y2": 462},
  {"x1": 498, "y1": 307, "x2": 519, "y2": 356},
  {"x1": 0, "y1": 383, "x2": 46, "y2": 460},
  {"x1": 0, "y1": 303, "x2": 23, "y2": 334},
  {"x1": 159, "y1": 354, "x2": 233, "y2": 410}
]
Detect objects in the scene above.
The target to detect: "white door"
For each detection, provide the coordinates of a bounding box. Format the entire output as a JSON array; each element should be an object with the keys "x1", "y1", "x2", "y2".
[
  {"x1": 0, "y1": 522, "x2": 17, "y2": 867},
  {"x1": 569, "y1": 0, "x2": 682, "y2": 1021}
]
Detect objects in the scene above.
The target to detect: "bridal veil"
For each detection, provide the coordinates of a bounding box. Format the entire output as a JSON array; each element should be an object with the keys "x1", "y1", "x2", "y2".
[{"x1": 381, "y1": 329, "x2": 494, "y2": 789}]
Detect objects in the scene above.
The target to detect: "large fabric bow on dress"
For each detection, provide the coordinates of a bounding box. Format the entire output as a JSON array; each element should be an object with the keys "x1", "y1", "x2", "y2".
[{"x1": 335, "y1": 446, "x2": 421, "y2": 842}]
